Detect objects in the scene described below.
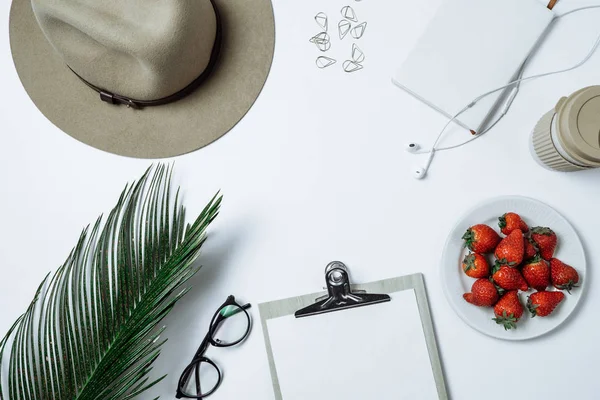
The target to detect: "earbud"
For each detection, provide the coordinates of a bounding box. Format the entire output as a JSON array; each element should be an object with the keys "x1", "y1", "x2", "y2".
[
  {"x1": 405, "y1": 143, "x2": 421, "y2": 153},
  {"x1": 412, "y1": 166, "x2": 427, "y2": 179},
  {"x1": 411, "y1": 149, "x2": 436, "y2": 180}
]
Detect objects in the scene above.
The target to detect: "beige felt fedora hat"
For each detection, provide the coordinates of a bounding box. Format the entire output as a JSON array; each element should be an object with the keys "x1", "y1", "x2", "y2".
[{"x1": 9, "y1": 0, "x2": 275, "y2": 158}]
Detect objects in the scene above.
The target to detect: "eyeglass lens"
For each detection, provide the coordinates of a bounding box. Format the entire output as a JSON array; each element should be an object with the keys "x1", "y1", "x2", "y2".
[
  {"x1": 211, "y1": 304, "x2": 250, "y2": 346},
  {"x1": 179, "y1": 359, "x2": 220, "y2": 398}
]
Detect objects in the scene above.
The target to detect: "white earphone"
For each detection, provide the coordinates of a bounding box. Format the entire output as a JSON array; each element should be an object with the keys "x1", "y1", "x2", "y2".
[
  {"x1": 405, "y1": 142, "x2": 422, "y2": 153},
  {"x1": 412, "y1": 150, "x2": 435, "y2": 179},
  {"x1": 405, "y1": 143, "x2": 434, "y2": 179},
  {"x1": 405, "y1": 5, "x2": 600, "y2": 180}
]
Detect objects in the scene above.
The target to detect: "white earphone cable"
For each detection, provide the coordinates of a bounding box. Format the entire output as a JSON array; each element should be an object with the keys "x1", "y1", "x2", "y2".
[
  {"x1": 427, "y1": 65, "x2": 526, "y2": 152},
  {"x1": 421, "y1": 5, "x2": 600, "y2": 157}
]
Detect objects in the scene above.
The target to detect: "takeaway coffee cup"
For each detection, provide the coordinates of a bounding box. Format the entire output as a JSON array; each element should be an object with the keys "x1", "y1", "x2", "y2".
[{"x1": 530, "y1": 86, "x2": 600, "y2": 171}]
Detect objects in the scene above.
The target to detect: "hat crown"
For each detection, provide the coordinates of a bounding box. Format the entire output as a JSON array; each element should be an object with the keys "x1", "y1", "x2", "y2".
[{"x1": 31, "y1": 0, "x2": 217, "y2": 101}]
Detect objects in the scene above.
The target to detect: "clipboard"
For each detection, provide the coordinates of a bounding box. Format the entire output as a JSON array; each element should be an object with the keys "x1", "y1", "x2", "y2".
[{"x1": 259, "y1": 262, "x2": 448, "y2": 400}]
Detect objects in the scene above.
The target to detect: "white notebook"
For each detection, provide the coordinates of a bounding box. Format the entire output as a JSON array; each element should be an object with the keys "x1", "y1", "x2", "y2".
[{"x1": 392, "y1": 0, "x2": 555, "y2": 132}]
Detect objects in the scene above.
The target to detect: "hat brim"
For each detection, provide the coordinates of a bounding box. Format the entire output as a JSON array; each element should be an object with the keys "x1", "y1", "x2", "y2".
[{"x1": 9, "y1": 0, "x2": 275, "y2": 158}]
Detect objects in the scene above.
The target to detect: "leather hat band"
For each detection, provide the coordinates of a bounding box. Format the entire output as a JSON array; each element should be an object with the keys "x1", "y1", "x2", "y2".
[{"x1": 68, "y1": 0, "x2": 222, "y2": 110}]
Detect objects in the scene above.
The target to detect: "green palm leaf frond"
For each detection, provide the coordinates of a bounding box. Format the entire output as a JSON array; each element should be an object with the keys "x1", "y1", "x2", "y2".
[{"x1": 0, "y1": 165, "x2": 222, "y2": 400}]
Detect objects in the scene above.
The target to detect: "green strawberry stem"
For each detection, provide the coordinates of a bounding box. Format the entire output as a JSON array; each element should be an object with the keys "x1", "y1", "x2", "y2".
[
  {"x1": 531, "y1": 227, "x2": 555, "y2": 236},
  {"x1": 488, "y1": 278, "x2": 505, "y2": 296},
  {"x1": 526, "y1": 297, "x2": 539, "y2": 317},
  {"x1": 493, "y1": 259, "x2": 517, "y2": 274},
  {"x1": 462, "y1": 229, "x2": 475, "y2": 250},
  {"x1": 556, "y1": 280, "x2": 578, "y2": 294},
  {"x1": 498, "y1": 214, "x2": 507, "y2": 229},
  {"x1": 528, "y1": 254, "x2": 542, "y2": 264},
  {"x1": 463, "y1": 254, "x2": 475, "y2": 272},
  {"x1": 492, "y1": 311, "x2": 518, "y2": 330}
]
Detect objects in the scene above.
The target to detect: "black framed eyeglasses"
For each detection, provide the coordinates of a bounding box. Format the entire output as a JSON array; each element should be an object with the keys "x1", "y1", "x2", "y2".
[{"x1": 176, "y1": 295, "x2": 252, "y2": 399}]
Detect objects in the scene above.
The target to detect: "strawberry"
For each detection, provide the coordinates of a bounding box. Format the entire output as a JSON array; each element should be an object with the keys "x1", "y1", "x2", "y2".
[
  {"x1": 462, "y1": 253, "x2": 490, "y2": 279},
  {"x1": 523, "y1": 236, "x2": 538, "y2": 260},
  {"x1": 530, "y1": 227, "x2": 557, "y2": 261},
  {"x1": 463, "y1": 279, "x2": 499, "y2": 307},
  {"x1": 493, "y1": 291, "x2": 524, "y2": 330},
  {"x1": 494, "y1": 229, "x2": 524, "y2": 266},
  {"x1": 527, "y1": 291, "x2": 565, "y2": 317},
  {"x1": 498, "y1": 212, "x2": 529, "y2": 235},
  {"x1": 492, "y1": 264, "x2": 528, "y2": 291},
  {"x1": 524, "y1": 237, "x2": 538, "y2": 260},
  {"x1": 462, "y1": 224, "x2": 501, "y2": 254},
  {"x1": 522, "y1": 255, "x2": 550, "y2": 291},
  {"x1": 550, "y1": 258, "x2": 580, "y2": 293}
]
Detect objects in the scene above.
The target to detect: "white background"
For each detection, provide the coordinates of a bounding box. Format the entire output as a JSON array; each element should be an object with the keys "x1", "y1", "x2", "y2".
[{"x1": 1, "y1": 0, "x2": 600, "y2": 399}]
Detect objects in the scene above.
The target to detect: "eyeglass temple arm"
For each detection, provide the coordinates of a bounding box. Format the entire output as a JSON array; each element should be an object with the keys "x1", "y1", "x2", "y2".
[
  {"x1": 176, "y1": 332, "x2": 212, "y2": 397},
  {"x1": 193, "y1": 333, "x2": 212, "y2": 358}
]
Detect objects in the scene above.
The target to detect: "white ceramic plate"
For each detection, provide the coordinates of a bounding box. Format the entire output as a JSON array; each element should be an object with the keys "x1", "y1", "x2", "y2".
[{"x1": 441, "y1": 196, "x2": 586, "y2": 340}]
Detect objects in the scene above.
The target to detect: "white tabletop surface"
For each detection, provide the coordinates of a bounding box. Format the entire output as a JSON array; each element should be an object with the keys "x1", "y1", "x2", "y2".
[{"x1": 1, "y1": 0, "x2": 600, "y2": 399}]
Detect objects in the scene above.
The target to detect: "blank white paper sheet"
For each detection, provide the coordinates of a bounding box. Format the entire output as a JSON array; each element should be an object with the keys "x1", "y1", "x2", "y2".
[
  {"x1": 269, "y1": 290, "x2": 435, "y2": 399},
  {"x1": 259, "y1": 273, "x2": 447, "y2": 400}
]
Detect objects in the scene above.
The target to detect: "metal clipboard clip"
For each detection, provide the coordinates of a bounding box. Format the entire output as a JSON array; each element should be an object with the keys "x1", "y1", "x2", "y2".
[{"x1": 294, "y1": 261, "x2": 391, "y2": 318}]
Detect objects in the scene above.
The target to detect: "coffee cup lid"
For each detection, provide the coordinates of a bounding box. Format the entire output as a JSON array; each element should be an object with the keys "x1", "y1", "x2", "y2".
[{"x1": 556, "y1": 86, "x2": 600, "y2": 166}]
